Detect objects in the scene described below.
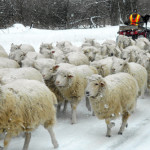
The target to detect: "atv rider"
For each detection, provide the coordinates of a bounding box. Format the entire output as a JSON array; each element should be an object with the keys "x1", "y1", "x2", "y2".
[{"x1": 125, "y1": 9, "x2": 143, "y2": 27}]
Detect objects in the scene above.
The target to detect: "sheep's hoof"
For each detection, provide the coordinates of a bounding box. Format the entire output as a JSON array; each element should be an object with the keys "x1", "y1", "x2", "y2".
[
  {"x1": 0, "y1": 146, "x2": 4, "y2": 150},
  {"x1": 118, "y1": 131, "x2": 122, "y2": 135},
  {"x1": 54, "y1": 143, "x2": 59, "y2": 149},
  {"x1": 126, "y1": 124, "x2": 128, "y2": 128},
  {"x1": 106, "y1": 135, "x2": 111, "y2": 137}
]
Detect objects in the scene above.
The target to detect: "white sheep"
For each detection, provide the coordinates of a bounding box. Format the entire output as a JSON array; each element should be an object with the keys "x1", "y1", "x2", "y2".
[
  {"x1": 85, "y1": 73, "x2": 139, "y2": 137},
  {"x1": 135, "y1": 37, "x2": 150, "y2": 51},
  {"x1": 81, "y1": 38, "x2": 101, "y2": 48},
  {"x1": 44, "y1": 63, "x2": 75, "y2": 112},
  {"x1": 40, "y1": 43, "x2": 53, "y2": 50},
  {"x1": 9, "y1": 44, "x2": 35, "y2": 65},
  {"x1": 121, "y1": 45, "x2": 142, "y2": 62},
  {"x1": 56, "y1": 41, "x2": 72, "y2": 50},
  {"x1": 111, "y1": 58, "x2": 147, "y2": 98},
  {"x1": 10, "y1": 43, "x2": 35, "y2": 53},
  {"x1": 81, "y1": 46, "x2": 99, "y2": 61},
  {"x1": 90, "y1": 57, "x2": 114, "y2": 77},
  {"x1": 0, "y1": 67, "x2": 44, "y2": 85},
  {"x1": 0, "y1": 79, "x2": 58, "y2": 149},
  {"x1": 39, "y1": 43, "x2": 54, "y2": 58},
  {"x1": 116, "y1": 35, "x2": 135, "y2": 49},
  {"x1": 65, "y1": 52, "x2": 90, "y2": 65},
  {"x1": 33, "y1": 58, "x2": 56, "y2": 79},
  {"x1": 55, "y1": 65, "x2": 98, "y2": 124},
  {"x1": 21, "y1": 52, "x2": 45, "y2": 67},
  {"x1": 0, "y1": 57, "x2": 20, "y2": 68},
  {"x1": 137, "y1": 53, "x2": 150, "y2": 90},
  {"x1": 0, "y1": 45, "x2": 8, "y2": 58}
]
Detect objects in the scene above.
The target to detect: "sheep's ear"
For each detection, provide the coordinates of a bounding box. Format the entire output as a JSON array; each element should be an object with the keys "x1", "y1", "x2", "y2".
[
  {"x1": 123, "y1": 61, "x2": 129, "y2": 72},
  {"x1": 53, "y1": 65, "x2": 59, "y2": 71},
  {"x1": 68, "y1": 74, "x2": 74, "y2": 78},
  {"x1": 18, "y1": 44, "x2": 22, "y2": 49},
  {"x1": 100, "y1": 82, "x2": 105, "y2": 87}
]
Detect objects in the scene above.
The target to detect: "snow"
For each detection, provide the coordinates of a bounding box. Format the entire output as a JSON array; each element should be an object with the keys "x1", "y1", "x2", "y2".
[{"x1": 0, "y1": 23, "x2": 150, "y2": 150}]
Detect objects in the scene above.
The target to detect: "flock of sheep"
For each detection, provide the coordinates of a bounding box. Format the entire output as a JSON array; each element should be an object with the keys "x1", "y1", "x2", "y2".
[{"x1": 0, "y1": 34, "x2": 150, "y2": 149}]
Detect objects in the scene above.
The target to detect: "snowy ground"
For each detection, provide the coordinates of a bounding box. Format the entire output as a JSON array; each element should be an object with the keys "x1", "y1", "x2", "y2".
[{"x1": 0, "y1": 24, "x2": 150, "y2": 150}]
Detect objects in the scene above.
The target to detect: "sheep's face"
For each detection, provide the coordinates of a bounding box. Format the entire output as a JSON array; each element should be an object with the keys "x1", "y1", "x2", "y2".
[
  {"x1": 141, "y1": 56, "x2": 150, "y2": 70},
  {"x1": 121, "y1": 50, "x2": 130, "y2": 61},
  {"x1": 9, "y1": 51, "x2": 25, "y2": 64},
  {"x1": 56, "y1": 55, "x2": 66, "y2": 64},
  {"x1": 42, "y1": 67, "x2": 54, "y2": 80},
  {"x1": 123, "y1": 38, "x2": 131, "y2": 48},
  {"x1": 55, "y1": 71, "x2": 74, "y2": 87},
  {"x1": 111, "y1": 59, "x2": 125, "y2": 74},
  {"x1": 10, "y1": 44, "x2": 21, "y2": 52},
  {"x1": 86, "y1": 76, "x2": 105, "y2": 98},
  {"x1": 100, "y1": 45, "x2": 107, "y2": 56},
  {"x1": 40, "y1": 43, "x2": 53, "y2": 50},
  {"x1": 40, "y1": 48, "x2": 51, "y2": 58}
]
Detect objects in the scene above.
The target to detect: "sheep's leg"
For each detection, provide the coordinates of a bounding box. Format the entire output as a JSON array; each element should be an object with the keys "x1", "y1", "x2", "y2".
[
  {"x1": 57, "y1": 103, "x2": 62, "y2": 112},
  {"x1": 105, "y1": 119, "x2": 115, "y2": 137},
  {"x1": 2, "y1": 133, "x2": 12, "y2": 150},
  {"x1": 71, "y1": 103, "x2": 77, "y2": 124},
  {"x1": 47, "y1": 126, "x2": 58, "y2": 148},
  {"x1": 85, "y1": 97, "x2": 91, "y2": 111},
  {"x1": 23, "y1": 132, "x2": 31, "y2": 150},
  {"x1": 118, "y1": 112, "x2": 130, "y2": 135},
  {"x1": 62, "y1": 100, "x2": 68, "y2": 113}
]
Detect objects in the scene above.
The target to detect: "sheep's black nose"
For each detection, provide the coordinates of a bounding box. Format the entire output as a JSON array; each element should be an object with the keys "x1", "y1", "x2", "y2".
[{"x1": 86, "y1": 91, "x2": 89, "y2": 95}]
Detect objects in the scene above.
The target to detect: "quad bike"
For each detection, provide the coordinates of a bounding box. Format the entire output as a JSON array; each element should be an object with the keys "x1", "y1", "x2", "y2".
[{"x1": 117, "y1": 14, "x2": 150, "y2": 40}]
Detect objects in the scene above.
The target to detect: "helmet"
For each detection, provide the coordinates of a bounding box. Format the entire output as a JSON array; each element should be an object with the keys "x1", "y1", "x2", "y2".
[{"x1": 133, "y1": 9, "x2": 137, "y2": 13}]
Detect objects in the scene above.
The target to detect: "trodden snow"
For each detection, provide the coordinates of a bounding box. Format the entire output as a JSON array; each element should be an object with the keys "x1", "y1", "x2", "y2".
[{"x1": 0, "y1": 24, "x2": 150, "y2": 150}]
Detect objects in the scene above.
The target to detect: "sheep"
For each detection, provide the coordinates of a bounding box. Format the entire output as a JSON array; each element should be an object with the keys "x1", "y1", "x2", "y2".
[
  {"x1": 81, "y1": 38, "x2": 101, "y2": 48},
  {"x1": 39, "y1": 43, "x2": 54, "y2": 58},
  {"x1": 102, "y1": 40, "x2": 116, "y2": 45},
  {"x1": 121, "y1": 46, "x2": 142, "y2": 62},
  {"x1": 51, "y1": 49, "x2": 89, "y2": 65},
  {"x1": 9, "y1": 44, "x2": 35, "y2": 65},
  {"x1": 48, "y1": 47, "x2": 64, "y2": 60},
  {"x1": 0, "y1": 57, "x2": 20, "y2": 68},
  {"x1": 135, "y1": 37, "x2": 150, "y2": 51},
  {"x1": 85, "y1": 73, "x2": 139, "y2": 137},
  {"x1": 43, "y1": 63, "x2": 75, "y2": 112},
  {"x1": 0, "y1": 79, "x2": 58, "y2": 149},
  {"x1": 81, "y1": 46, "x2": 99, "y2": 61},
  {"x1": 0, "y1": 45, "x2": 8, "y2": 58},
  {"x1": 21, "y1": 52, "x2": 45, "y2": 67},
  {"x1": 40, "y1": 43, "x2": 53, "y2": 50},
  {"x1": 90, "y1": 57, "x2": 114, "y2": 77},
  {"x1": 0, "y1": 68, "x2": 17, "y2": 79},
  {"x1": 10, "y1": 43, "x2": 35, "y2": 53},
  {"x1": 56, "y1": 41, "x2": 72, "y2": 50},
  {"x1": 55, "y1": 65, "x2": 98, "y2": 124},
  {"x1": 137, "y1": 53, "x2": 150, "y2": 90},
  {"x1": 65, "y1": 52, "x2": 90, "y2": 66},
  {"x1": 111, "y1": 58, "x2": 147, "y2": 98},
  {"x1": 116, "y1": 35, "x2": 135, "y2": 49},
  {"x1": 33, "y1": 58, "x2": 56, "y2": 79},
  {"x1": 0, "y1": 67, "x2": 44, "y2": 85}
]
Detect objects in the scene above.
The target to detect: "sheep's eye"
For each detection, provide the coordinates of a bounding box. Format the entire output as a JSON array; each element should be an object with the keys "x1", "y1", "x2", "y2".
[
  {"x1": 95, "y1": 83, "x2": 99, "y2": 86},
  {"x1": 120, "y1": 64, "x2": 122, "y2": 66},
  {"x1": 64, "y1": 75, "x2": 67, "y2": 77}
]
